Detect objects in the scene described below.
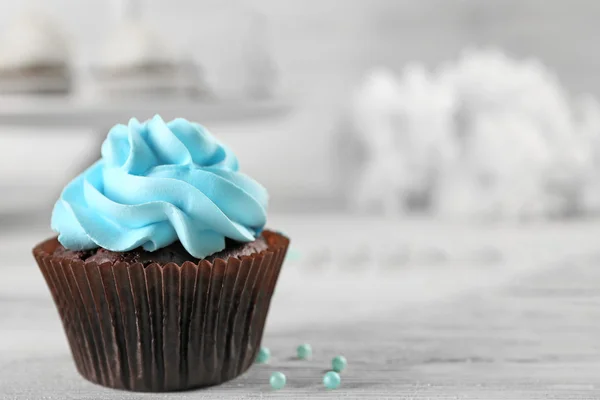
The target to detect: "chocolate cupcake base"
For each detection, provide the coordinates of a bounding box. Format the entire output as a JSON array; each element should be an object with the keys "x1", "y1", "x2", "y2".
[{"x1": 33, "y1": 230, "x2": 289, "y2": 392}]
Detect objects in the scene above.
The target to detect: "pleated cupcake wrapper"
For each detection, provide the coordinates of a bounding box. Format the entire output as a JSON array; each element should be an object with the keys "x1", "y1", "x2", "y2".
[{"x1": 33, "y1": 231, "x2": 289, "y2": 392}]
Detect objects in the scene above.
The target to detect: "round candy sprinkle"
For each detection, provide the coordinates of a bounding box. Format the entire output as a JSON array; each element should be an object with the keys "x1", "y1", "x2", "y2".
[
  {"x1": 285, "y1": 248, "x2": 302, "y2": 262},
  {"x1": 256, "y1": 347, "x2": 270, "y2": 364},
  {"x1": 332, "y1": 355, "x2": 347, "y2": 372},
  {"x1": 323, "y1": 371, "x2": 341, "y2": 389},
  {"x1": 269, "y1": 372, "x2": 286, "y2": 390},
  {"x1": 296, "y1": 343, "x2": 312, "y2": 359}
]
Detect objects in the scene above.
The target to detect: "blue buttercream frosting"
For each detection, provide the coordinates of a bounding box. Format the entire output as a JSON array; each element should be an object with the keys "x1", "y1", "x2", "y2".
[{"x1": 51, "y1": 115, "x2": 268, "y2": 259}]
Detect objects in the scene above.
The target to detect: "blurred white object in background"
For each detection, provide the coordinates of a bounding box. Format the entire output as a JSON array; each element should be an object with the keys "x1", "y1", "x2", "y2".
[
  {"x1": 395, "y1": 64, "x2": 457, "y2": 211},
  {"x1": 576, "y1": 94, "x2": 600, "y2": 213},
  {"x1": 109, "y1": 0, "x2": 143, "y2": 21},
  {"x1": 0, "y1": 12, "x2": 68, "y2": 69},
  {"x1": 99, "y1": 21, "x2": 174, "y2": 71},
  {"x1": 242, "y1": 12, "x2": 278, "y2": 100},
  {"x1": 437, "y1": 110, "x2": 553, "y2": 220},
  {"x1": 437, "y1": 48, "x2": 594, "y2": 220},
  {"x1": 0, "y1": 11, "x2": 71, "y2": 94},
  {"x1": 190, "y1": 3, "x2": 274, "y2": 100},
  {"x1": 348, "y1": 48, "x2": 600, "y2": 221},
  {"x1": 91, "y1": 0, "x2": 203, "y2": 98},
  {"x1": 349, "y1": 65, "x2": 457, "y2": 215},
  {"x1": 349, "y1": 67, "x2": 405, "y2": 215}
]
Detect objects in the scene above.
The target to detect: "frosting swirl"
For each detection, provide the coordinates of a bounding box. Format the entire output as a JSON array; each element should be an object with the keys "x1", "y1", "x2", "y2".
[{"x1": 51, "y1": 115, "x2": 268, "y2": 259}]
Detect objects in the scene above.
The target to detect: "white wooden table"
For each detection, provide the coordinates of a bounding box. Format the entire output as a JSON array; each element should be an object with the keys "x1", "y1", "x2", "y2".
[{"x1": 1, "y1": 216, "x2": 599, "y2": 399}]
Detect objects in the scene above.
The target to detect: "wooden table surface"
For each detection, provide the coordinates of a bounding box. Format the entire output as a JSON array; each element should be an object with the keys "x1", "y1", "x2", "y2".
[{"x1": 1, "y1": 217, "x2": 599, "y2": 399}]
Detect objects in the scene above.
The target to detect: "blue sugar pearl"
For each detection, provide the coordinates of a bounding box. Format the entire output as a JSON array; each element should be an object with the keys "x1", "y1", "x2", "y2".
[
  {"x1": 323, "y1": 371, "x2": 341, "y2": 389},
  {"x1": 296, "y1": 343, "x2": 312, "y2": 359},
  {"x1": 332, "y1": 355, "x2": 347, "y2": 372},
  {"x1": 256, "y1": 347, "x2": 270, "y2": 364},
  {"x1": 286, "y1": 249, "x2": 302, "y2": 261},
  {"x1": 270, "y1": 372, "x2": 286, "y2": 390}
]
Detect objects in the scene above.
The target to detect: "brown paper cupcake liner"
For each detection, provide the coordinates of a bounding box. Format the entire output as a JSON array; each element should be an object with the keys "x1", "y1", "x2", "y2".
[{"x1": 33, "y1": 230, "x2": 289, "y2": 392}]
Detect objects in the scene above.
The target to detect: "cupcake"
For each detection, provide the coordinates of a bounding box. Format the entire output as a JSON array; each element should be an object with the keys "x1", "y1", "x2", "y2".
[
  {"x1": 0, "y1": 12, "x2": 71, "y2": 95},
  {"x1": 32, "y1": 116, "x2": 289, "y2": 392}
]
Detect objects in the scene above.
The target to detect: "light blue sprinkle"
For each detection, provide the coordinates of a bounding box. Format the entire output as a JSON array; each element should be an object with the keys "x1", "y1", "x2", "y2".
[
  {"x1": 285, "y1": 249, "x2": 302, "y2": 261},
  {"x1": 256, "y1": 347, "x2": 270, "y2": 364},
  {"x1": 332, "y1": 355, "x2": 347, "y2": 372},
  {"x1": 296, "y1": 343, "x2": 312, "y2": 359},
  {"x1": 270, "y1": 372, "x2": 286, "y2": 390},
  {"x1": 323, "y1": 371, "x2": 341, "y2": 389}
]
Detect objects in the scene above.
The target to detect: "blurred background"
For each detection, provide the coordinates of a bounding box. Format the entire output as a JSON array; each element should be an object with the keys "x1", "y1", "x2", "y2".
[
  {"x1": 1, "y1": 0, "x2": 600, "y2": 327},
  {"x1": 3, "y1": 3, "x2": 600, "y2": 396}
]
